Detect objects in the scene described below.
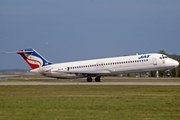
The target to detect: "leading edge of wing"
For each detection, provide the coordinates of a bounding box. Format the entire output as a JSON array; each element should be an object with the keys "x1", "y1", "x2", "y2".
[{"x1": 51, "y1": 69, "x2": 112, "y2": 75}]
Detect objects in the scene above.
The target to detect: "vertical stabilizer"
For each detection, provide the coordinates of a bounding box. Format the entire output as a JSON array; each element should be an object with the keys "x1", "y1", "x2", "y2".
[{"x1": 17, "y1": 48, "x2": 52, "y2": 69}]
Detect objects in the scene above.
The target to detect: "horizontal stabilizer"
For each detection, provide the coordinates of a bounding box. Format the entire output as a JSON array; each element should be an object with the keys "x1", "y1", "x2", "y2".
[{"x1": 1, "y1": 51, "x2": 33, "y2": 54}]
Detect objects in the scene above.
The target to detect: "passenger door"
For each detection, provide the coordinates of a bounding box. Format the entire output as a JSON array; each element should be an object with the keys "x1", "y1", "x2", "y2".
[{"x1": 152, "y1": 58, "x2": 157, "y2": 65}]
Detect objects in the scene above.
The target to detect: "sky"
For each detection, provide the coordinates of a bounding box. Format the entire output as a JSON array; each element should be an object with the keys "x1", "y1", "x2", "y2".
[{"x1": 0, "y1": 0, "x2": 180, "y2": 69}]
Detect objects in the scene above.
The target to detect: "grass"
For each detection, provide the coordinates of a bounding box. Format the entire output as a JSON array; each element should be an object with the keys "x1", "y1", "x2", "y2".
[{"x1": 0, "y1": 85, "x2": 180, "y2": 120}]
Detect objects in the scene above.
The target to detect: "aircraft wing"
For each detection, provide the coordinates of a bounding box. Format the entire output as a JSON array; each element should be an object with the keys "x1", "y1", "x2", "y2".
[{"x1": 51, "y1": 69, "x2": 112, "y2": 75}]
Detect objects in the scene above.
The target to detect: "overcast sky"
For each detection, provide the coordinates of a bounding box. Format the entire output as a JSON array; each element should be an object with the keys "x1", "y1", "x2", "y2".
[{"x1": 0, "y1": 0, "x2": 180, "y2": 69}]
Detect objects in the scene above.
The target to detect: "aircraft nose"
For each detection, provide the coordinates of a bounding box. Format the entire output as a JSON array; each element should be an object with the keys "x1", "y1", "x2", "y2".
[{"x1": 173, "y1": 60, "x2": 179, "y2": 67}]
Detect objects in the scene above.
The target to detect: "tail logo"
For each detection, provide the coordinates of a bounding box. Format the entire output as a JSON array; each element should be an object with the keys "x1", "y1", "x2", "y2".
[
  {"x1": 26, "y1": 54, "x2": 43, "y2": 68},
  {"x1": 17, "y1": 48, "x2": 52, "y2": 69}
]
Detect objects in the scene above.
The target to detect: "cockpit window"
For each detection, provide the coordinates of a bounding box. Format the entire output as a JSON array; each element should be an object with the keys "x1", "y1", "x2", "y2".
[{"x1": 160, "y1": 55, "x2": 168, "y2": 59}]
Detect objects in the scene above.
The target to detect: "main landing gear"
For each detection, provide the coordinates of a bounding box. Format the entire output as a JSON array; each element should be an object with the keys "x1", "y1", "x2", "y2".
[
  {"x1": 86, "y1": 76, "x2": 101, "y2": 82},
  {"x1": 87, "y1": 76, "x2": 93, "y2": 82}
]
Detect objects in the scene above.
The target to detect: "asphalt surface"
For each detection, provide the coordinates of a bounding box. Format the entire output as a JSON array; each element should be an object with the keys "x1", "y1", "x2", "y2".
[{"x1": 0, "y1": 82, "x2": 180, "y2": 85}]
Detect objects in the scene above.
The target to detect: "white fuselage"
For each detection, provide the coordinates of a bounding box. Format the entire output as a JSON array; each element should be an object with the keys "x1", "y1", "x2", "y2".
[{"x1": 30, "y1": 53, "x2": 179, "y2": 78}]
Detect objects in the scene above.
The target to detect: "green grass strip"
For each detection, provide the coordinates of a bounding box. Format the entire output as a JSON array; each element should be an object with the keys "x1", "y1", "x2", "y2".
[{"x1": 0, "y1": 85, "x2": 179, "y2": 120}]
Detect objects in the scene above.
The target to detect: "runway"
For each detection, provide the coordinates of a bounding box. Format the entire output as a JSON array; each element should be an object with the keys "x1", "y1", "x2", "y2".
[{"x1": 0, "y1": 81, "x2": 180, "y2": 85}]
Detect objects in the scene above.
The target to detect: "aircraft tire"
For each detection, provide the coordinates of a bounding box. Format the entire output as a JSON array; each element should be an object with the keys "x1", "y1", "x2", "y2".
[
  {"x1": 95, "y1": 76, "x2": 101, "y2": 82},
  {"x1": 87, "y1": 77, "x2": 92, "y2": 82}
]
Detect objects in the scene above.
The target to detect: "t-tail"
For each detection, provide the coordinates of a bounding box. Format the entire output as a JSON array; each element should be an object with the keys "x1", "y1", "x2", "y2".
[{"x1": 17, "y1": 48, "x2": 52, "y2": 69}]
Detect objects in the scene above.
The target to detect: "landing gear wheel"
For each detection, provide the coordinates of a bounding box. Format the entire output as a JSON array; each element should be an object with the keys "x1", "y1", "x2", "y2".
[
  {"x1": 87, "y1": 76, "x2": 92, "y2": 82},
  {"x1": 95, "y1": 76, "x2": 101, "y2": 82}
]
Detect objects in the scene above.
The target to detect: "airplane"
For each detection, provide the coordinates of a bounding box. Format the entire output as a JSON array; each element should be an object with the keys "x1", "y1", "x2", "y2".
[{"x1": 2, "y1": 48, "x2": 179, "y2": 82}]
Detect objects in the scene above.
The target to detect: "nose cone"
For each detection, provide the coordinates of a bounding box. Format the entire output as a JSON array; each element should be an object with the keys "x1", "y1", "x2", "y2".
[{"x1": 173, "y1": 60, "x2": 179, "y2": 67}]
